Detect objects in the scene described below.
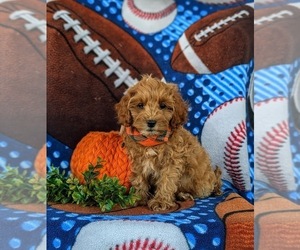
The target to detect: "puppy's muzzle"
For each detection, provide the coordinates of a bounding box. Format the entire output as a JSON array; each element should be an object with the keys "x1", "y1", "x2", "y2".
[{"x1": 147, "y1": 120, "x2": 157, "y2": 128}]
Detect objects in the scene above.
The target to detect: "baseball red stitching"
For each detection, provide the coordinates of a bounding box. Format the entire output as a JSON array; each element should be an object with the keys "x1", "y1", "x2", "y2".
[
  {"x1": 127, "y1": 0, "x2": 176, "y2": 20},
  {"x1": 256, "y1": 120, "x2": 289, "y2": 191},
  {"x1": 223, "y1": 120, "x2": 247, "y2": 191},
  {"x1": 207, "y1": 97, "x2": 244, "y2": 120},
  {"x1": 115, "y1": 238, "x2": 173, "y2": 250},
  {"x1": 255, "y1": 97, "x2": 284, "y2": 107}
]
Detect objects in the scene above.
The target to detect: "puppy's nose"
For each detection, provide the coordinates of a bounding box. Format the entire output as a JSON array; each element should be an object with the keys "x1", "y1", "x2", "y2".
[{"x1": 147, "y1": 120, "x2": 156, "y2": 128}]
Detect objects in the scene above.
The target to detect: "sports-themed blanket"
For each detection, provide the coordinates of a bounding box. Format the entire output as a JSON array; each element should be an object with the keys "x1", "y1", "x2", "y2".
[{"x1": 0, "y1": 0, "x2": 299, "y2": 249}]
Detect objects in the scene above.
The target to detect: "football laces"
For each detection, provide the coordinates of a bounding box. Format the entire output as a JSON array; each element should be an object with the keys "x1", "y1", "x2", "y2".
[
  {"x1": 254, "y1": 10, "x2": 293, "y2": 25},
  {"x1": 9, "y1": 10, "x2": 46, "y2": 43},
  {"x1": 194, "y1": 10, "x2": 250, "y2": 42},
  {"x1": 53, "y1": 10, "x2": 137, "y2": 89}
]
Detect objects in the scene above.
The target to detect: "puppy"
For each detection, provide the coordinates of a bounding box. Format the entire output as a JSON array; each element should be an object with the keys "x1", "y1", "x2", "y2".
[{"x1": 115, "y1": 75, "x2": 222, "y2": 211}]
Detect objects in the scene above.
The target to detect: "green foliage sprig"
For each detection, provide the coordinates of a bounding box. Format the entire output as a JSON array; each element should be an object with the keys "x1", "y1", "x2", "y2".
[
  {"x1": 0, "y1": 166, "x2": 46, "y2": 204},
  {"x1": 47, "y1": 158, "x2": 140, "y2": 212}
]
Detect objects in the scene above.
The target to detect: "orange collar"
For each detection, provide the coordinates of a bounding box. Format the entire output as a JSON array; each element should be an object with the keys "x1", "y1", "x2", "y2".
[{"x1": 125, "y1": 126, "x2": 172, "y2": 147}]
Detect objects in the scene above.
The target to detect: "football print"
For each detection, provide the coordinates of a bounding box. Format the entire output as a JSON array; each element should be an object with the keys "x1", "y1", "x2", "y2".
[
  {"x1": 171, "y1": 5, "x2": 254, "y2": 74},
  {"x1": 254, "y1": 4, "x2": 300, "y2": 70},
  {"x1": 0, "y1": 0, "x2": 46, "y2": 149},
  {"x1": 47, "y1": 0, "x2": 163, "y2": 149}
]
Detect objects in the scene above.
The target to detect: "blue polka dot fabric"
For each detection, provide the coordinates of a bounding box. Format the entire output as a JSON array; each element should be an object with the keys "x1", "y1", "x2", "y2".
[
  {"x1": 47, "y1": 191, "x2": 229, "y2": 249},
  {"x1": 0, "y1": 133, "x2": 37, "y2": 172},
  {"x1": 0, "y1": 206, "x2": 46, "y2": 249},
  {"x1": 47, "y1": 134, "x2": 73, "y2": 174},
  {"x1": 0, "y1": 133, "x2": 46, "y2": 249}
]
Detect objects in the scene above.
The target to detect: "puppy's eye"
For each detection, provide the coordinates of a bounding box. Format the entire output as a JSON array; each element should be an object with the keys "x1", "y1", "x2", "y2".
[
  {"x1": 159, "y1": 103, "x2": 167, "y2": 109},
  {"x1": 137, "y1": 103, "x2": 144, "y2": 109}
]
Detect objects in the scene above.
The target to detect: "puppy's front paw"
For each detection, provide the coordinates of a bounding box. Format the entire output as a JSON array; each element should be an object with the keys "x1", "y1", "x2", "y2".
[
  {"x1": 177, "y1": 192, "x2": 194, "y2": 201},
  {"x1": 148, "y1": 199, "x2": 176, "y2": 211}
]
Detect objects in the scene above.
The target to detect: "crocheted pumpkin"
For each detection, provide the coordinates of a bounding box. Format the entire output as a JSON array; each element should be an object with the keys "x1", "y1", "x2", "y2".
[
  {"x1": 70, "y1": 131, "x2": 132, "y2": 189},
  {"x1": 34, "y1": 143, "x2": 46, "y2": 178}
]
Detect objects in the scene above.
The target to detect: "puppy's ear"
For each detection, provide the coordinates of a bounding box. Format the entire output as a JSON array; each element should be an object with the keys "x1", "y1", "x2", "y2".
[
  {"x1": 115, "y1": 94, "x2": 132, "y2": 126},
  {"x1": 169, "y1": 84, "x2": 188, "y2": 129}
]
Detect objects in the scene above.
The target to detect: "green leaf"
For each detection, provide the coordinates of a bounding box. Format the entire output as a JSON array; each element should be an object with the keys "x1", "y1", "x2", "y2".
[
  {"x1": 0, "y1": 166, "x2": 46, "y2": 204},
  {"x1": 46, "y1": 158, "x2": 141, "y2": 212}
]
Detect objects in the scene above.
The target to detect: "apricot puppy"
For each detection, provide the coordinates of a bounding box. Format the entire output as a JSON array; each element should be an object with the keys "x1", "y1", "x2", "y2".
[{"x1": 115, "y1": 75, "x2": 222, "y2": 211}]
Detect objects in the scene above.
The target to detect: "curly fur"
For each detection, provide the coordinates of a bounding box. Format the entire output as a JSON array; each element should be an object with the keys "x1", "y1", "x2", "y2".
[{"x1": 115, "y1": 75, "x2": 222, "y2": 211}]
